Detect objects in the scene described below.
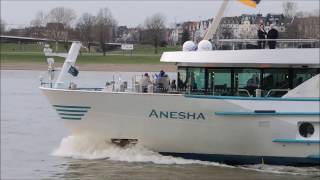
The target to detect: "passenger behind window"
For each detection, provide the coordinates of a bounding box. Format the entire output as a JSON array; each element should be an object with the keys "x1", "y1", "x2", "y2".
[
  {"x1": 177, "y1": 72, "x2": 186, "y2": 90},
  {"x1": 246, "y1": 74, "x2": 260, "y2": 96},
  {"x1": 187, "y1": 71, "x2": 197, "y2": 91},
  {"x1": 170, "y1": 79, "x2": 177, "y2": 91}
]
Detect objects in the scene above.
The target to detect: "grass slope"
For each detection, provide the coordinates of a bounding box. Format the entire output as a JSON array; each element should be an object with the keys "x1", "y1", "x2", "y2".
[{"x1": 0, "y1": 43, "x2": 179, "y2": 64}]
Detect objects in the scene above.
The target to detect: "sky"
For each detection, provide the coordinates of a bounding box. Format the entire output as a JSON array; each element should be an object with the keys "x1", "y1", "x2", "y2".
[{"x1": 1, "y1": 0, "x2": 319, "y2": 29}]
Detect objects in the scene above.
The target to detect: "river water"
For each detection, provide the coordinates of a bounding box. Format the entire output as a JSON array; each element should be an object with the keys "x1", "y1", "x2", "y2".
[{"x1": 1, "y1": 70, "x2": 319, "y2": 179}]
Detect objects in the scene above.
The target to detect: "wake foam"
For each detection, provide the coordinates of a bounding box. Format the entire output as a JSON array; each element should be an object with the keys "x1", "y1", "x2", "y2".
[
  {"x1": 240, "y1": 164, "x2": 320, "y2": 176},
  {"x1": 52, "y1": 135, "x2": 319, "y2": 176},
  {"x1": 52, "y1": 134, "x2": 228, "y2": 166}
]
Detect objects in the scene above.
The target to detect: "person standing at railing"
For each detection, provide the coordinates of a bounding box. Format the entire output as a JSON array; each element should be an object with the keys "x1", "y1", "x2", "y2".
[
  {"x1": 155, "y1": 70, "x2": 170, "y2": 92},
  {"x1": 267, "y1": 24, "x2": 279, "y2": 49},
  {"x1": 140, "y1": 73, "x2": 152, "y2": 93},
  {"x1": 257, "y1": 24, "x2": 267, "y2": 49}
]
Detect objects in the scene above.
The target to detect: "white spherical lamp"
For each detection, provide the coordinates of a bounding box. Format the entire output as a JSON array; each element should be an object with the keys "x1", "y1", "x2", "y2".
[
  {"x1": 198, "y1": 40, "x2": 212, "y2": 51},
  {"x1": 182, "y1": 41, "x2": 196, "y2": 51}
]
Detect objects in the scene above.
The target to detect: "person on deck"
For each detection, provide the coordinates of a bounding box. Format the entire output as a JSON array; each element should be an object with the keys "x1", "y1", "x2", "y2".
[
  {"x1": 170, "y1": 79, "x2": 177, "y2": 91},
  {"x1": 257, "y1": 24, "x2": 267, "y2": 49},
  {"x1": 140, "y1": 73, "x2": 152, "y2": 93},
  {"x1": 267, "y1": 24, "x2": 279, "y2": 49},
  {"x1": 156, "y1": 70, "x2": 170, "y2": 92}
]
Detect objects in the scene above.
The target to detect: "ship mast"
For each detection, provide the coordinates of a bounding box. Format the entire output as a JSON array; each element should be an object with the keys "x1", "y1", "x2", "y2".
[{"x1": 203, "y1": 0, "x2": 230, "y2": 40}]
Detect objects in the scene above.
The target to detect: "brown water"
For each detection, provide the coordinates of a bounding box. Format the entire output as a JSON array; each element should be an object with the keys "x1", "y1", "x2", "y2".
[{"x1": 1, "y1": 70, "x2": 319, "y2": 179}]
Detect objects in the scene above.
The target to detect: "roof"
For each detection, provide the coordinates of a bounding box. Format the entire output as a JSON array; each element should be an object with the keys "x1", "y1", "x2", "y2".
[{"x1": 160, "y1": 48, "x2": 320, "y2": 67}]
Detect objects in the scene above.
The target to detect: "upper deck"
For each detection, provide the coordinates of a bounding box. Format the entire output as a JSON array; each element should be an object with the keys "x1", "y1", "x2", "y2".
[
  {"x1": 40, "y1": 40, "x2": 320, "y2": 98},
  {"x1": 161, "y1": 39, "x2": 320, "y2": 68}
]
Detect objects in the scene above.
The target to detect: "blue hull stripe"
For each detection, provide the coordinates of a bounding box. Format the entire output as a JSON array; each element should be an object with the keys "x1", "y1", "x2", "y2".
[
  {"x1": 184, "y1": 95, "x2": 320, "y2": 102},
  {"x1": 53, "y1": 105, "x2": 91, "y2": 109},
  {"x1": 53, "y1": 105, "x2": 91, "y2": 121},
  {"x1": 159, "y1": 152, "x2": 320, "y2": 166},
  {"x1": 273, "y1": 138, "x2": 320, "y2": 144},
  {"x1": 61, "y1": 117, "x2": 82, "y2": 120},
  {"x1": 58, "y1": 113, "x2": 85, "y2": 116},
  {"x1": 56, "y1": 109, "x2": 88, "y2": 113},
  {"x1": 215, "y1": 112, "x2": 320, "y2": 116}
]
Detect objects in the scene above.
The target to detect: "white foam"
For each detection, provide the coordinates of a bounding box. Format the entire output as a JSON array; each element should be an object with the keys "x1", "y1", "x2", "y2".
[
  {"x1": 240, "y1": 164, "x2": 320, "y2": 176},
  {"x1": 52, "y1": 134, "x2": 229, "y2": 167},
  {"x1": 52, "y1": 134, "x2": 319, "y2": 176}
]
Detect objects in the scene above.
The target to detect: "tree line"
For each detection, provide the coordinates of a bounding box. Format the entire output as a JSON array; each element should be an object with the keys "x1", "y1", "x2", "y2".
[{"x1": 1, "y1": 7, "x2": 166, "y2": 55}]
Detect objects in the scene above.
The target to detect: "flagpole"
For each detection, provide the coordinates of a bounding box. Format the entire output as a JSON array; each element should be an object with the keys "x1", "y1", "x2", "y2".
[
  {"x1": 203, "y1": 0, "x2": 230, "y2": 41},
  {"x1": 54, "y1": 42, "x2": 81, "y2": 88}
]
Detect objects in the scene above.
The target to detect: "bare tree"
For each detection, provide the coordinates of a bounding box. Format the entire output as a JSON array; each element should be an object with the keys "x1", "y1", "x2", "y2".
[
  {"x1": 46, "y1": 7, "x2": 76, "y2": 51},
  {"x1": 282, "y1": 0, "x2": 298, "y2": 18},
  {"x1": 181, "y1": 29, "x2": 190, "y2": 44},
  {"x1": 76, "y1": 13, "x2": 96, "y2": 52},
  {"x1": 95, "y1": 7, "x2": 117, "y2": 56},
  {"x1": 46, "y1": 7, "x2": 76, "y2": 27},
  {"x1": 144, "y1": 13, "x2": 166, "y2": 54},
  {"x1": 30, "y1": 11, "x2": 46, "y2": 37},
  {"x1": 31, "y1": 11, "x2": 46, "y2": 27}
]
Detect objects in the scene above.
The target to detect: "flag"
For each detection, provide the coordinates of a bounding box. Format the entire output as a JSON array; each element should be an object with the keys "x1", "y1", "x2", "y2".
[
  {"x1": 68, "y1": 65, "x2": 79, "y2": 77},
  {"x1": 238, "y1": 0, "x2": 261, "y2": 8}
]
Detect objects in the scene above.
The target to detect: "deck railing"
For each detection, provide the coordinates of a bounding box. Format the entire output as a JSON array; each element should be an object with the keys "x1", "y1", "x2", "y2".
[{"x1": 215, "y1": 39, "x2": 320, "y2": 50}]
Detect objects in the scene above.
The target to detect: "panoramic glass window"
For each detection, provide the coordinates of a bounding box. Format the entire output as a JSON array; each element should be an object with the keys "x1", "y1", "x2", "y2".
[
  {"x1": 177, "y1": 67, "x2": 188, "y2": 90},
  {"x1": 299, "y1": 122, "x2": 314, "y2": 138},
  {"x1": 293, "y1": 68, "x2": 319, "y2": 88},
  {"x1": 262, "y1": 69, "x2": 289, "y2": 90},
  {"x1": 208, "y1": 69, "x2": 232, "y2": 96},
  {"x1": 187, "y1": 68, "x2": 205, "y2": 92},
  {"x1": 234, "y1": 69, "x2": 261, "y2": 96}
]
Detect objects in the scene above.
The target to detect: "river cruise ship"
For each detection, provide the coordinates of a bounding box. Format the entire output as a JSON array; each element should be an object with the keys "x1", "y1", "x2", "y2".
[{"x1": 40, "y1": 39, "x2": 320, "y2": 166}]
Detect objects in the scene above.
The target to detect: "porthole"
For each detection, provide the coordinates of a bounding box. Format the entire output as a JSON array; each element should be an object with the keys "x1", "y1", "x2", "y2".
[{"x1": 299, "y1": 122, "x2": 314, "y2": 138}]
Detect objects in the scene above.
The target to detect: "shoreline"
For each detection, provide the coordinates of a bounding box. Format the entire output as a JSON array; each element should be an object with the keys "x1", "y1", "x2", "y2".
[{"x1": 0, "y1": 62, "x2": 177, "y2": 72}]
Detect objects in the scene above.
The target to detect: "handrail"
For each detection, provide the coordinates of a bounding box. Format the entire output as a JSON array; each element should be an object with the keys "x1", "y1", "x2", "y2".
[
  {"x1": 238, "y1": 89, "x2": 251, "y2": 97},
  {"x1": 266, "y1": 89, "x2": 290, "y2": 97},
  {"x1": 218, "y1": 39, "x2": 320, "y2": 42},
  {"x1": 216, "y1": 39, "x2": 319, "y2": 50}
]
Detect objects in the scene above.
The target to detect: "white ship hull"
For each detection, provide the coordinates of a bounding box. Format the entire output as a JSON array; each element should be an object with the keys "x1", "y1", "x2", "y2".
[{"x1": 41, "y1": 87, "x2": 320, "y2": 166}]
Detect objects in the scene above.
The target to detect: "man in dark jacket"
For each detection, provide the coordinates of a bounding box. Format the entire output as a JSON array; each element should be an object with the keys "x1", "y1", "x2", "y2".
[
  {"x1": 257, "y1": 24, "x2": 267, "y2": 49},
  {"x1": 267, "y1": 24, "x2": 279, "y2": 49}
]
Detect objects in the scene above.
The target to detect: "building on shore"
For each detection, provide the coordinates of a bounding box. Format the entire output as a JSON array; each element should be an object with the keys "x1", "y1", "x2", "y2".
[{"x1": 168, "y1": 13, "x2": 299, "y2": 44}]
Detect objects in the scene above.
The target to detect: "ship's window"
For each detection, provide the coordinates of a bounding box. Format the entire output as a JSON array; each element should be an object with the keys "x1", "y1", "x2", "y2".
[
  {"x1": 234, "y1": 69, "x2": 261, "y2": 96},
  {"x1": 299, "y1": 122, "x2": 314, "y2": 138},
  {"x1": 187, "y1": 67, "x2": 205, "y2": 92},
  {"x1": 208, "y1": 69, "x2": 232, "y2": 96},
  {"x1": 262, "y1": 69, "x2": 289, "y2": 97},
  {"x1": 177, "y1": 67, "x2": 188, "y2": 90},
  {"x1": 177, "y1": 67, "x2": 205, "y2": 93},
  {"x1": 292, "y1": 69, "x2": 319, "y2": 88}
]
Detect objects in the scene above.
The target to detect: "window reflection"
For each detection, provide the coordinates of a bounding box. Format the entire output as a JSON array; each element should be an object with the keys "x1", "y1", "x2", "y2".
[
  {"x1": 188, "y1": 68, "x2": 205, "y2": 92},
  {"x1": 177, "y1": 67, "x2": 319, "y2": 97},
  {"x1": 263, "y1": 69, "x2": 289, "y2": 89},
  {"x1": 293, "y1": 69, "x2": 319, "y2": 88},
  {"x1": 234, "y1": 69, "x2": 261, "y2": 96},
  {"x1": 177, "y1": 67, "x2": 205, "y2": 93},
  {"x1": 208, "y1": 69, "x2": 232, "y2": 96},
  {"x1": 177, "y1": 68, "x2": 187, "y2": 90}
]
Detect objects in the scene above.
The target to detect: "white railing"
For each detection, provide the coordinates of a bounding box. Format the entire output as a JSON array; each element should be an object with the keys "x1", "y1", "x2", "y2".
[{"x1": 216, "y1": 39, "x2": 320, "y2": 50}]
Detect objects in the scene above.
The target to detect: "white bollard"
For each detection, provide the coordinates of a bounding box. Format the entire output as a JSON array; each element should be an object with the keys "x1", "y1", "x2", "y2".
[{"x1": 255, "y1": 89, "x2": 262, "y2": 97}]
